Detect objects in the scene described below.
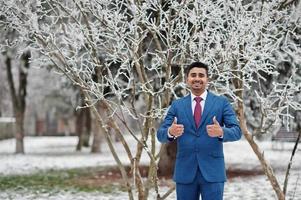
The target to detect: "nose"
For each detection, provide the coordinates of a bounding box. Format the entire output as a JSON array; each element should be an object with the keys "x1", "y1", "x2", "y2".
[{"x1": 193, "y1": 76, "x2": 201, "y2": 81}]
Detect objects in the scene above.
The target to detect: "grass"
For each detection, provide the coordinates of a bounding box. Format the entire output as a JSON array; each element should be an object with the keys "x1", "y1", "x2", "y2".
[{"x1": 0, "y1": 166, "x2": 124, "y2": 193}]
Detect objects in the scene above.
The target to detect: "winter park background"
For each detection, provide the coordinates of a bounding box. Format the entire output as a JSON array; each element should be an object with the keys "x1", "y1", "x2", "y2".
[
  {"x1": 0, "y1": 0, "x2": 301, "y2": 200},
  {"x1": 0, "y1": 136, "x2": 301, "y2": 199}
]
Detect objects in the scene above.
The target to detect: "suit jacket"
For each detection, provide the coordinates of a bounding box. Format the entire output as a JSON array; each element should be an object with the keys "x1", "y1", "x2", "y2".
[{"x1": 157, "y1": 91, "x2": 242, "y2": 184}]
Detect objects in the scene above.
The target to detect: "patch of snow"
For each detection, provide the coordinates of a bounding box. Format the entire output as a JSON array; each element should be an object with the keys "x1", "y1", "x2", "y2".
[{"x1": 0, "y1": 136, "x2": 300, "y2": 199}]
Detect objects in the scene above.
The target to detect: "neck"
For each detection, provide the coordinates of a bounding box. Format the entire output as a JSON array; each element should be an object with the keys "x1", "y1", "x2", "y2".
[{"x1": 192, "y1": 89, "x2": 205, "y2": 96}]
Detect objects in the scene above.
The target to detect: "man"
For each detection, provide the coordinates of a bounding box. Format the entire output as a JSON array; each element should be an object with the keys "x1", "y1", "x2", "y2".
[{"x1": 157, "y1": 61, "x2": 242, "y2": 200}]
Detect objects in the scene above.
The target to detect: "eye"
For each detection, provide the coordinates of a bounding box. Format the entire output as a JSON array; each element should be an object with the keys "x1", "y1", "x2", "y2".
[
  {"x1": 198, "y1": 73, "x2": 205, "y2": 78},
  {"x1": 190, "y1": 73, "x2": 197, "y2": 77}
]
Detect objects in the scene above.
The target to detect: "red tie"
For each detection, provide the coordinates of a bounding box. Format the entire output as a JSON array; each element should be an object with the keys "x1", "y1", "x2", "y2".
[{"x1": 194, "y1": 97, "x2": 202, "y2": 128}]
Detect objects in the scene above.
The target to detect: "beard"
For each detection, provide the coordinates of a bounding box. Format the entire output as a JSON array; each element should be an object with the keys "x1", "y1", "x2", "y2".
[
  {"x1": 189, "y1": 81, "x2": 207, "y2": 95},
  {"x1": 192, "y1": 81, "x2": 202, "y2": 89}
]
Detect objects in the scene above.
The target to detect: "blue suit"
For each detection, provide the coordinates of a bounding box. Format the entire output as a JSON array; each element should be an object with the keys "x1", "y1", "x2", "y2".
[{"x1": 157, "y1": 91, "x2": 242, "y2": 199}]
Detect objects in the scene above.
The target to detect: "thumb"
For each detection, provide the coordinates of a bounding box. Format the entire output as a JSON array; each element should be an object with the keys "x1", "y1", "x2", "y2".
[
  {"x1": 173, "y1": 117, "x2": 177, "y2": 124},
  {"x1": 213, "y1": 116, "x2": 219, "y2": 125}
]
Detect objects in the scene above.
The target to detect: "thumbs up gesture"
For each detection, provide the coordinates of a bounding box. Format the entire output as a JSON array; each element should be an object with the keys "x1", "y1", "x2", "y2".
[
  {"x1": 206, "y1": 116, "x2": 223, "y2": 137},
  {"x1": 169, "y1": 117, "x2": 184, "y2": 137}
]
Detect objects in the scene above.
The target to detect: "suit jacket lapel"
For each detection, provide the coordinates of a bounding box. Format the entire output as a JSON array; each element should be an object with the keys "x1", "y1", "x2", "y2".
[
  {"x1": 198, "y1": 91, "x2": 215, "y2": 129},
  {"x1": 183, "y1": 94, "x2": 197, "y2": 130}
]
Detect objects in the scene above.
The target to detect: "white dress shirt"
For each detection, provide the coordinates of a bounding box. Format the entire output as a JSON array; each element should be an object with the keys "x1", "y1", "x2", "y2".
[
  {"x1": 168, "y1": 90, "x2": 208, "y2": 139},
  {"x1": 191, "y1": 90, "x2": 207, "y2": 115}
]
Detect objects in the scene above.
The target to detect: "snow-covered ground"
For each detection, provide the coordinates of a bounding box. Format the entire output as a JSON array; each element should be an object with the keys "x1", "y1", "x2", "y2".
[{"x1": 0, "y1": 135, "x2": 300, "y2": 199}]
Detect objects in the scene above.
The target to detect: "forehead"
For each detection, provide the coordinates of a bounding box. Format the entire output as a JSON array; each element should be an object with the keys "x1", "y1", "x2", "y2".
[{"x1": 188, "y1": 67, "x2": 207, "y2": 75}]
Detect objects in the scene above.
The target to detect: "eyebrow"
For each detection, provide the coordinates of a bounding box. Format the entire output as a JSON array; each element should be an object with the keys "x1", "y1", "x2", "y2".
[{"x1": 190, "y1": 72, "x2": 206, "y2": 75}]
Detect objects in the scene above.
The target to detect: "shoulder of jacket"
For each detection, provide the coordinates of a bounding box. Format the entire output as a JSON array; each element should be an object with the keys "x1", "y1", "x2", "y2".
[
  {"x1": 208, "y1": 91, "x2": 229, "y2": 102},
  {"x1": 171, "y1": 94, "x2": 189, "y2": 104}
]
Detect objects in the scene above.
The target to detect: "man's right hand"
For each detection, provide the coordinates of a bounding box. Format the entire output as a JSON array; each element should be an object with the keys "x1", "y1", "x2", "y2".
[{"x1": 169, "y1": 118, "x2": 184, "y2": 137}]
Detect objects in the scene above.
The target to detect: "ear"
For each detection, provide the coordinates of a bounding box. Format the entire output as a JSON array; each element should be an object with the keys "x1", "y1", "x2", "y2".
[
  {"x1": 185, "y1": 74, "x2": 189, "y2": 83},
  {"x1": 206, "y1": 78, "x2": 212, "y2": 89}
]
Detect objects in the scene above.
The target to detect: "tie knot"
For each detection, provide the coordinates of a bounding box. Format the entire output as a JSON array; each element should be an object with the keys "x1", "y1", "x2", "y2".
[{"x1": 194, "y1": 96, "x2": 202, "y2": 103}]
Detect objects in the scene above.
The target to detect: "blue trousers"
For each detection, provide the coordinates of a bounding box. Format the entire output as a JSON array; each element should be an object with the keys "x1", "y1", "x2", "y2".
[{"x1": 176, "y1": 168, "x2": 224, "y2": 200}]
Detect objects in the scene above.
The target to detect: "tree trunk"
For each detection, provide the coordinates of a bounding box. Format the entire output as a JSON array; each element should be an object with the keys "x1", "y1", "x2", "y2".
[
  {"x1": 5, "y1": 52, "x2": 30, "y2": 154},
  {"x1": 76, "y1": 91, "x2": 92, "y2": 151},
  {"x1": 75, "y1": 89, "x2": 100, "y2": 153},
  {"x1": 231, "y1": 60, "x2": 285, "y2": 200},
  {"x1": 157, "y1": 142, "x2": 177, "y2": 177},
  {"x1": 75, "y1": 108, "x2": 84, "y2": 151},
  {"x1": 82, "y1": 107, "x2": 91, "y2": 147},
  {"x1": 76, "y1": 108, "x2": 91, "y2": 150},
  {"x1": 15, "y1": 111, "x2": 24, "y2": 153},
  {"x1": 91, "y1": 116, "x2": 102, "y2": 153},
  {"x1": 237, "y1": 101, "x2": 285, "y2": 200},
  {"x1": 91, "y1": 102, "x2": 104, "y2": 153},
  {"x1": 283, "y1": 126, "x2": 301, "y2": 195}
]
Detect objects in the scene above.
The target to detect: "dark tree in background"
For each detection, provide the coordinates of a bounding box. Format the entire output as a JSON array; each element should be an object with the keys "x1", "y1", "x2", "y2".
[{"x1": 5, "y1": 52, "x2": 30, "y2": 154}]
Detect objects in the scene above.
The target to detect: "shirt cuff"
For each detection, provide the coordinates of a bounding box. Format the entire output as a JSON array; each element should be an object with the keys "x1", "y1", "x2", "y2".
[{"x1": 218, "y1": 132, "x2": 223, "y2": 141}]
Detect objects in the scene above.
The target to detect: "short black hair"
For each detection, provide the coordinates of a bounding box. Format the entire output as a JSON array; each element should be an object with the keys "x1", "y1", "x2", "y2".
[{"x1": 185, "y1": 61, "x2": 209, "y2": 77}]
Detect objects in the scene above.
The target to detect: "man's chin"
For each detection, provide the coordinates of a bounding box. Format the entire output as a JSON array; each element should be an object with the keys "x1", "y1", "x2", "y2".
[{"x1": 192, "y1": 88, "x2": 204, "y2": 94}]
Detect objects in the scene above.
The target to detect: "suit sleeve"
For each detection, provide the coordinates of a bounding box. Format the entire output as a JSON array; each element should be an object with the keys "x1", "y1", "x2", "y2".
[
  {"x1": 220, "y1": 99, "x2": 242, "y2": 142},
  {"x1": 157, "y1": 102, "x2": 177, "y2": 143}
]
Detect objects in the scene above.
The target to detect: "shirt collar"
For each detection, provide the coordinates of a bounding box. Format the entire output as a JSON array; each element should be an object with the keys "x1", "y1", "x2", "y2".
[{"x1": 191, "y1": 90, "x2": 208, "y2": 102}]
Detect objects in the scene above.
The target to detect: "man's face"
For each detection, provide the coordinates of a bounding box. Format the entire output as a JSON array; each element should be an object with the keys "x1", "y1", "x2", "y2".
[{"x1": 186, "y1": 67, "x2": 208, "y2": 96}]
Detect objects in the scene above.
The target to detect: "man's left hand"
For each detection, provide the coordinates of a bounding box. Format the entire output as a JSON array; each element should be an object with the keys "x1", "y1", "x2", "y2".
[{"x1": 206, "y1": 116, "x2": 223, "y2": 137}]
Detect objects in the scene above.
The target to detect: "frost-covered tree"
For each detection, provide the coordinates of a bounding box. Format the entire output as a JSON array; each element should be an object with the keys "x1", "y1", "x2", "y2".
[
  {"x1": 0, "y1": 62, "x2": 12, "y2": 117},
  {"x1": 0, "y1": 21, "x2": 31, "y2": 153},
  {"x1": 1, "y1": 0, "x2": 300, "y2": 199}
]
